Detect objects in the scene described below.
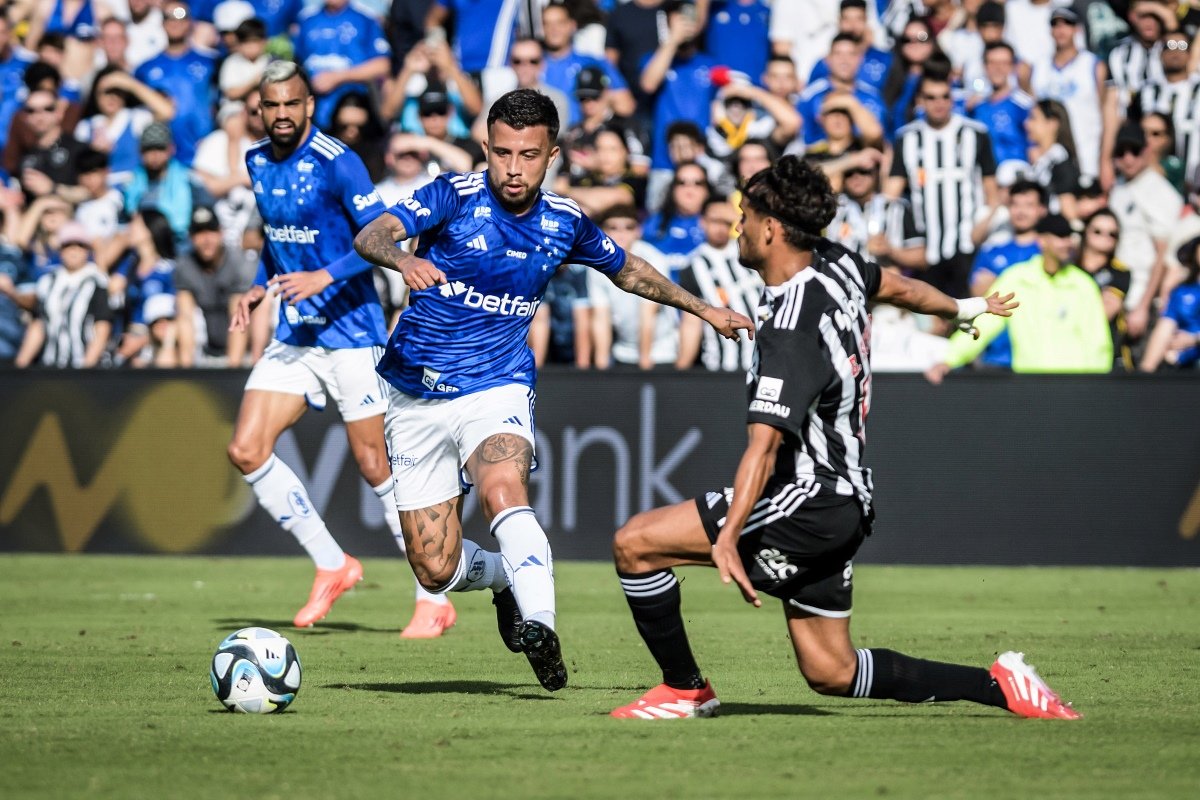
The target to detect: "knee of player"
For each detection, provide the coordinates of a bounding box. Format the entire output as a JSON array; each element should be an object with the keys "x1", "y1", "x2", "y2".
[
  {"x1": 478, "y1": 480, "x2": 526, "y2": 521},
  {"x1": 612, "y1": 517, "x2": 651, "y2": 572},
  {"x1": 226, "y1": 439, "x2": 268, "y2": 473},
  {"x1": 800, "y1": 660, "x2": 856, "y2": 696},
  {"x1": 353, "y1": 447, "x2": 390, "y2": 484}
]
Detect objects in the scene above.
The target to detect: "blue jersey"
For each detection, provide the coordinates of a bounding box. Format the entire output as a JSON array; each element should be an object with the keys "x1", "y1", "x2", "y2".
[
  {"x1": 809, "y1": 46, "x2": 893, "y2": 92},
  {"x1": 379, "y1": 172, "x2": 627, "y2": 398},
  {"x1": 134, "y1": 48, "x2": 217, "y2": 166},
  {"x1": 797, "y1": 79, "x2": 888, "y2": 146},
  {"x1": 1164, "y1": 283, "x2": 1200, "y2": 368},
  {"x1": 543, "y1": 51, "x2": 628, "y2": 127},
  {"x1": 644, "y1": 52, "x2": 717, "y2": 168},
  {"x1": 247, "y1": 128, "x2": 388, "y2": 349},
  {"x1": 970, "y1": 92, "x2": 1033, "y2": 166},
  {"x1": 193, "y1": 0, "x2": 303, "y2": 38},
  {"x1": 435, "y1": 0, "x2": 516, "y2": 73},
  {"x1": 972, "y1": 238, "x2": 1041, "y2": 368},
  {"x1": 706, "y1": 1, "x2": 772, "y2": 87},
  {"x1": 296, "y1": 4, "x2": 391, "y2": 131},
  {"x1": 0, "y1": 48, "x2": 36, "y2": 153}
]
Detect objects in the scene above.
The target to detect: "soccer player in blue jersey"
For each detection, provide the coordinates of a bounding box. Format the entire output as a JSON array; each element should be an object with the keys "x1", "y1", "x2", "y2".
[
  {"x1": 353, "y1": 88, "x2": 755, "y2": 691},
  {"x1": 228, "y1": 61, "x2": 456, "y2": 637}
]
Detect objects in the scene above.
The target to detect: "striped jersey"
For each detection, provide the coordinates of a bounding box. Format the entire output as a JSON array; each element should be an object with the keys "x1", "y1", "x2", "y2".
[
  {"x1": 827, "y1": 193, "x2": 921, "y2": 263},
  {"x1": 1135, "y1": 76, "x2": 1200, "y2": 180},
  {"x1": 379, "y1": 171, "x2": 627, "y2": 398},
  {"x1": 747, "y1": 240, "x2": 881, "y2": 513},
  {"x1": 1106, "y1": 37, "x2": 1164, "y2": 97},
  {"x1": 35, "y1": 263, "x2": 113, "y2": 368},
  {"x1": 677, "y1": 241, "x2": 762, "y2": 372},
  {"x1": 246, "y1": 128, "x2": 388, "y2": 350},
  {"x1": 891, "y1": 115, "x2": 996, "y2": 264}
]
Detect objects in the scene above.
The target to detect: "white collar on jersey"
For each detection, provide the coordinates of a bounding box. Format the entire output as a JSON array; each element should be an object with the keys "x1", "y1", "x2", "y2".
[{"x1": 764, "y1": 264, "x2": 818, "y2": 297}]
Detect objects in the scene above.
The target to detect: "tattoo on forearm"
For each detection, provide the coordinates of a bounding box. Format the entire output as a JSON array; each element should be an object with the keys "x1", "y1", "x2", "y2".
[
  {"x1": 479, "y1": 434, "x2": 533, "y2": 485},
  {"x1": 614, "y1": 255, "x2": 709, "y2": 317},
  {"x1": 355, "y1": 224, "x2": 410, "y2": 271}
]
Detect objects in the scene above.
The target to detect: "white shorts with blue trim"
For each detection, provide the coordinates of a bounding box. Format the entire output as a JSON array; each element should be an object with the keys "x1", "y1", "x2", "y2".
[
  {"x1": 384, "y1": 383, "x2": 537, "y2": 511},
  {"x1": 244, "y1": 341, "x2": 389, "y2": 422}
]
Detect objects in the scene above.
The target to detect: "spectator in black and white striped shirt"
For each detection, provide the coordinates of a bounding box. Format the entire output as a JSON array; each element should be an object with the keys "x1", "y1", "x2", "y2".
[
  {"x1": 885, "y1": 69, "x2": 999, "y2": 299},
  {"x1": 1133, "y1": 28, "x2": 1200, "y2": 185},
  {"x1": 14, "y1": 221, "x2": 113, "y2": 368}
]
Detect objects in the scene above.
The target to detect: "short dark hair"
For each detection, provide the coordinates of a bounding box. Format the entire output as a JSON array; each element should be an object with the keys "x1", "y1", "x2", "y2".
[
  {"x1": 742, "y1": 155, "x2": 837, "y2": 250},
  {"x1": 984, "y1": 40, "x2": 1016, "y2": 60},
  {"x1": 766, "y1": 53, "x2": 795, "y2": 68},
  {"x1": 1008, "y1": 179, "x2": 1047, "y2": 205},
  {"x1": 235, "y1": 18, "x2": 267, "y2": 41},
  {"x1": 23, "y1": 61, "x2": 62, "y2": 92},
  {"x1": 737, "y1": 138, "x2": 780, "y2": 161},
  {"x1": 831, "y1": 32, "x2": 861, "y2": 47},
  {"x1": 487, "y1": 88, "x2": 560, "y2": 142},
  {"x1": 598, "y1": 204, "x2": 640, "y2": 227},
  {"x1": 665, "y1": 120, "x2": 704, "y2": 143},
  {"x1": 840, "y1": 0, "x2": 867, "y2": 11},
  {"x1": 702, "y1": 195, "x2": 732, "y2": 215},
  {"x1": 76, "y1": 148, "x2": 110, "y2": 174}
]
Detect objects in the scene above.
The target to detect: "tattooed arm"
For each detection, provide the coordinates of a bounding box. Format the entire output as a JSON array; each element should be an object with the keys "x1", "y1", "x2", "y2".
[
  {"x1": 611, "y1": 252, "x2": 755, "y2": 342},
  {"x1": 353, "y1": 213, "x2": 447, "y2": 290}
]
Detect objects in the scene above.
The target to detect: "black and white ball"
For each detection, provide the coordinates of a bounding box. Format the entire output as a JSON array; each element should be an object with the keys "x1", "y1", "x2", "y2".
[{"x1": 210, "y1": 627, "x2": 301, "y2": 713}]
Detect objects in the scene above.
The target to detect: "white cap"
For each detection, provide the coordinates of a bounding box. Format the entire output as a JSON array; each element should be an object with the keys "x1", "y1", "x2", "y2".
[{"x1": 213, "y1": 0, "x2": 256, "y2": 33}]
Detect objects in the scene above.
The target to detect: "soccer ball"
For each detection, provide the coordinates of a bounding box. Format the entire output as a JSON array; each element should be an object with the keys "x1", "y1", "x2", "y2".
[{"x1": 210, "y1": 627, "x2": 301, "y2": 713}]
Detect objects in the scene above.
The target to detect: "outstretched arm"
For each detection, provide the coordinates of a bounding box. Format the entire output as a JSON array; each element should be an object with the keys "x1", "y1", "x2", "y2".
[
  {"x1": 611, "y1": 252, "x2": 754, "y2": 342},
  {"x1": 875, "y1": 268, "x2": 1017, "y2": 335},
  {"x1": 354, "y1": 212, "x2": 447, "y2": 290}
]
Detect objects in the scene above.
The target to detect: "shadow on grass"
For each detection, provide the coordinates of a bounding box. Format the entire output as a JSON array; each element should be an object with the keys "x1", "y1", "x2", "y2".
[
  {"x1": 213, "y1": 619, "x2": 402, "y2": 635},
  {"x1": 321, "y1": 680, "x2": 555, "y2": 701}
]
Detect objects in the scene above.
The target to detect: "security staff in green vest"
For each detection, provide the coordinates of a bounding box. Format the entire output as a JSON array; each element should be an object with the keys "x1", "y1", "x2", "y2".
[{"x1": 927, "y1": 214, "x2": 1112, "y2": 379}]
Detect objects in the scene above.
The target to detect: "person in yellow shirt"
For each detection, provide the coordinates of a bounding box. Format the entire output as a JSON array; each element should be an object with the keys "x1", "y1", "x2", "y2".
[{"x1": 926, "y1": 214, "x2": 1111, "y2": 380}]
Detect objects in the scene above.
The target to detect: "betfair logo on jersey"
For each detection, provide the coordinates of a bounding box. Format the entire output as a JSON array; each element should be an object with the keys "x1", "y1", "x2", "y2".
[
  {"x1": 265, "y1": 224, "x2": 320, "y2": 244},
  {"x1": 353, "y1": 190, "x2": 381, "y2": 211},
  {"x1": 749, "y1": 399, "x2": 791, "y2": 417},
  {"x1": 438, "y1": 281, "x2": 540, "y2": 317}
]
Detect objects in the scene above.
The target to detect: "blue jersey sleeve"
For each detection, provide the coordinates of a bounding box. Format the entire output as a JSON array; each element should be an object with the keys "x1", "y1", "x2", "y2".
[
  {"x1": 331, "y1": 148, "x2": 386, "y2": 230},
  {"x1": 568, "y1": 214, "x2": 626, "y2": 277},
  {"x1": 1163, "y1": 287, "x2": 1192, "y2": 325},
  {"x1": 386, "y1": 175, "x2": 460, "y2": 238}
]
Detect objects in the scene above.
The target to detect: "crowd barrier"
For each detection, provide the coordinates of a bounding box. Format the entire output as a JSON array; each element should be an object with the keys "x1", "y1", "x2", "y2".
[{"x1": 1, "y1": 369, "x2": 1197, "y2": 566}]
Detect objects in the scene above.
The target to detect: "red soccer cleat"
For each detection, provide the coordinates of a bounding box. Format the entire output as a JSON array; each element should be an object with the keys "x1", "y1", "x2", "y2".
[
  {"x1": 400, "y1": 598, "x2": 457, "y2": 639},
  {"x1": 990, "y1": 651, "x2": 1082, "y2": 720},
  {"x1": 610, "y1": 681, "x2": 721, "y2": 719},
  {"x1": 293, "y1": 555, "x2": 363, "y2": 628}
]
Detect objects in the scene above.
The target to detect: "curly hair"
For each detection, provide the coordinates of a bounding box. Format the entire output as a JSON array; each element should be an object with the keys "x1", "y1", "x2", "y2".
[
  {"x1": 741, "y1": 155, "x2": 837, "y2": 250},
  {"x1": 487, "y1": 89, "x2": 560, "y2": 142}
]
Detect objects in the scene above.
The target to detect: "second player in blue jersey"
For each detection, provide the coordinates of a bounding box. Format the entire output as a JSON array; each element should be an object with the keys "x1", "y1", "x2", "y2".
[{"x1": 355, "y1": 89, "x2": 755, "y2": 693}]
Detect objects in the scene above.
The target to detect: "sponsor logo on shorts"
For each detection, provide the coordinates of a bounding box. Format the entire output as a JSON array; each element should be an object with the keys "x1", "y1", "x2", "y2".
[
  {"x1": 756, "y1": 376, "x2": 783, "y2": 401},
  {"x1": 842, "y1": 561, "x2": 853, "y2": 588},
  {"x1": 749, "y1": 399, "x2": 791, "y2": 417},
  {"x1": 754, "y1": 547, "x2": 798, "y2": 581},
  {"x1": 390, "y1": 453, "x2": 419, "y2": 469},
  {"x1": 288, "y1": 488, "x2": 312, "y2": 518}
]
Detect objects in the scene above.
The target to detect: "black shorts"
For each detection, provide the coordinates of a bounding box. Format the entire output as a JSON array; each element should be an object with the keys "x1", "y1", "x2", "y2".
[{"x1": 695, "y1": 487, "x2": 869, "y2": 617}]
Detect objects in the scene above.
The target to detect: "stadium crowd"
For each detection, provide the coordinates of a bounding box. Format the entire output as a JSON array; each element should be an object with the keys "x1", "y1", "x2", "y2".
[{"x1": 1, "y1": 0, "x2": 1199, "y2": 373}]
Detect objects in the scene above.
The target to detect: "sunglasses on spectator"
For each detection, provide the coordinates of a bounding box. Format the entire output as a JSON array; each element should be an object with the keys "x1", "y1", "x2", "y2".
[
  {"x1": 1088, "y1": 226, "x2": 1119, "y2": 239},
  {"x1": 420, "y1": 106, "x2": 450, "y2": 116},
  {"x1": 1166, "y1": 40, "x2": 1190, "y2": 51},
  {"x1": 512, "y1": 57, "x2": 542, "y2": 66},
  {"x1": 336, "y1": 121, "x2": 364, "y2": 131},
  {"x1": 1050, "y1": 19, "x2": 1075, "y2": 28},
  {"x1": 24, "y1": 103, "x2": 56, "y2": 113},
  {"x1": 1113, "y1": 146, "x2": 1142, "y2": 158},
  {"x1": 921, "y1": 92, "x2": 951, "y2": 101},
  {"x1": 844, "y1": 167, "x2": 875, "y2": 178},
  {"x1": 901, "y1": 31, "x2": 930, "y2": 44},
  {"x1": 674, "y1": 178, "x2": 706, "y2": 187},
  {"x1": 604, "y1": 221, "x2": 638, "y2": 232}
]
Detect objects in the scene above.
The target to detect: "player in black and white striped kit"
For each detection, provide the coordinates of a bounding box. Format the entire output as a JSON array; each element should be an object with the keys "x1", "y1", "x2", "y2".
[{"x1": 609, "y1": 156, "x2": 1081, "y2": 722}]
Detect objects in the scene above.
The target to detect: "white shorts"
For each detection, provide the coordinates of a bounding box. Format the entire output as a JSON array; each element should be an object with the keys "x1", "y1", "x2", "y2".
[
  {"x1": 245, "y1": 341, "x2": 389, "y2": 422},
  {"x1": 385, "y1": 383, "x2": 537, "y2": 511}
]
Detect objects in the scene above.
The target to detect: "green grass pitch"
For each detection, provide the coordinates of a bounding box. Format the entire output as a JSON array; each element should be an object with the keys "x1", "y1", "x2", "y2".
[{"x1": 1, "y1": 555, "x2": 1198, "y2": 799}]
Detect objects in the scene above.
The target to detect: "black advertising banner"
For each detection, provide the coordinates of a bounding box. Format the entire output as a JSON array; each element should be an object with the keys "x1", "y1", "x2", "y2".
[{"x1": 1, "y1": 370, "x2": 1197, "y2": 566}]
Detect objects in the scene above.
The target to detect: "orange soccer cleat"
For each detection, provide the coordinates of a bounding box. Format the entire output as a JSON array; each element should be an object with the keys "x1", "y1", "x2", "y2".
[
  {"x1": 990, "y1": 651, "x2": 1082, "y2": 720},
  {"x1": 610, "y1": 681, "x2": 721, "y2": 719},
  {"x1": 400, "y1": 599, "x2": 458, "y2": 639},
  {"x1": 293, "y1": 555, "x2": 363, "y2": 628}
]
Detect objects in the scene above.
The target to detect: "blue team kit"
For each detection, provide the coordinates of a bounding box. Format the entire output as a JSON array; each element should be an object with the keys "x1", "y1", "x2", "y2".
[{"x1": 380, "y1": 172, "x2": 627, "y2": 398}]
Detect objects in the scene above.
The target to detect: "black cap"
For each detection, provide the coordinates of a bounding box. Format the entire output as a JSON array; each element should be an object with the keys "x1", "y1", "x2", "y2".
[
  {"x1": 189, "y1": 206, "x2": 221, "y2": 235},
  {"x1": 575, "y1": 65, "x2": 608, "y2": 100},
  {"x1": 1050, "y1": 8, "x2": 1079, "y2": 25},
  {"x1": 977, "y1": 1, "x2": 1005, "y2": 26},
  {"x1": 418, "y1": 85, "x2": 451, "y2": 116},
  {"x1": 1177, "y1": 235, "x2": 1200, "y2": 270},
  {"x1": 1115, "y1": 122, "x2": 1146, "y2": 152},
  {"x1": 1036, "y1": 213, "x2": 1073, "y2": 238}
]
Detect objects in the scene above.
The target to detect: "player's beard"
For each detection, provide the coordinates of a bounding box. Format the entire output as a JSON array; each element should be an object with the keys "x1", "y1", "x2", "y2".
[
  {"x1": 737, "y1": 234, "x2": 763, "y2": 271},
  {"x1": 268, "y1": 119, "x2": 306, "y2": 152},
  {"x1": 488, "y1": 172, "x2": 541, "y2": 214}
]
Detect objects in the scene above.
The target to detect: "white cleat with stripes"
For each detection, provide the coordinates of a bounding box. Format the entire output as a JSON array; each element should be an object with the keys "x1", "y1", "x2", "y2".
[
  {"x1": 990, "y1": 651, "x2": 1082, "y2": 720},
  {"x1": 610, "y1": 681, "x2": 721, "y2": 719}
]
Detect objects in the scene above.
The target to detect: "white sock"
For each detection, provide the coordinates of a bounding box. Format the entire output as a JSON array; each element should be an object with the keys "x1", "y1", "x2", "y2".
[
  {"x1": 437, "y1": 538, "x2": 508, "y2": 594},
  {"x1": 373, "y1": 477, "x2": 450, "y2": 606},
  {"x1": 492, "y1": 506, "x2": 555, "y2": 630},
  {"x1": 246, "y1": 455, "x2": 345, "y2": 570}
]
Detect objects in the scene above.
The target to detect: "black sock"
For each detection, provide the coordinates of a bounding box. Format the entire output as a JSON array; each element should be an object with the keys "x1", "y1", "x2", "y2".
[
  {"x1": 618, "y1": 570, "x2": 705, "y2": 690},
  {"x1": 848, "y1": 648, "x2": 1008, "y2": 708}
]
